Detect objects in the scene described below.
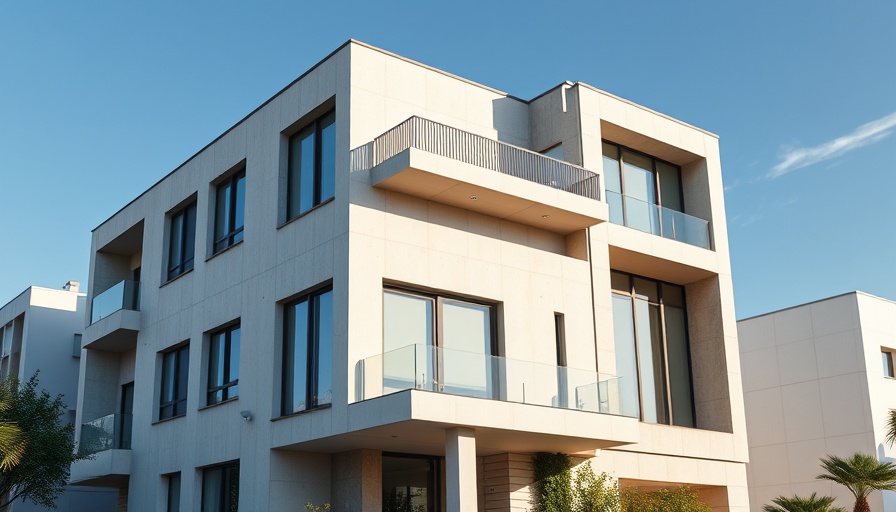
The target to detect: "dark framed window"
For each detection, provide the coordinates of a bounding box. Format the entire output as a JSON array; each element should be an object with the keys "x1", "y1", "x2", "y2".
[
  {"x1": 213, "y1": 170, "x2": 245, "y2": 254},
  {"x1": 282, "y1": 286, "x2": 333, "y2": 414},
  {"x1": 167, "y1": 201, "x2": 197, "y2": 280},
  {"x1": 382, "y1": 289, "x2": 497, "y2": 398},
  {"x1": 382, "y1": 454, "x2": 439, "y2": 512},
  {"x1": 166, "y1": 472, "x2": 181, "y2": 512},
  {"x1": 208, "y1": 323, "x2": 240, "y2": 405},
  {"x1": 611, "y1": 271, "x2": 695, "y2": 427},
  {"x1": 287, "y1": 110, "x2": 335, "y2": 219},
  {"x1": 159, "y1": 344, "x2": 189, "y2": 420},
  {"x1": 883, "y1": 350, "x2": 895, "y2": 378},
  {"x1": 201, "y1": 462, "x2": 239, "y2": 512}
]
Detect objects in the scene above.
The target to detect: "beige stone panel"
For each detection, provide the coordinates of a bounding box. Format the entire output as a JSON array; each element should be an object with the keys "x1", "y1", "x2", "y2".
[
  {"x1": 777, "y1": 339, "x2": 819, "y2": 386},
  {"x1": 741, "y1": 346, "x2": 780, "y2": 392},
  {"x1": 744, "y1": 388, "x2": 786, "y2": 447},
  {"x1": 810, "y1": 294, "x2": 860, "y2": 337}
]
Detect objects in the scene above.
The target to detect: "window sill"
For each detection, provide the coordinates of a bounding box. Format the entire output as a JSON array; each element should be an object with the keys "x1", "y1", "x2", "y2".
[
  {"x1": 206, "y1": 239, "x2": 244, "y2": 263},
  {"x1": 160, "y1": 268, "x2": 194, "y2": 289},
  {"x1": 199, "y1": 396, "x2": 239, "y2": 411},
  {"x1": 153, "y1": 414, "x2": 186, "y2": 426},
  {"x1": 271, "y1": 403, "x2": 332, "y2": 422},
  {"x1": 277, "y1": 197, "x2": 335, "y2": 230}
]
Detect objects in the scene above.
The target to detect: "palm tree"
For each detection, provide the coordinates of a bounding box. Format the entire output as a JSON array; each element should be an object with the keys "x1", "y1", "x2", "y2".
[
  {"x1": 817, "y1": 453, "x2": 896, "y2": 512},
  {"x1": 0, "y1": 379, "x2": 25, "y2": 470},
  {"x1": 885, "y1": 409, "x2": 896, "y2": 448},
  {"x1": 762, "y1": 492, "x2": 845, "y2": 512}
]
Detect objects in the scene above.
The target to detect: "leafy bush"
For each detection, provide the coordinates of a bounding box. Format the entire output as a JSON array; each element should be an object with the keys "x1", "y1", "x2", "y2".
[
  {"x1": 304, "y1": 503, "x2": 331, "y2": 512},
  {"x1": 620, "y1": 486, "x2": 711, "y2": 512},
  {"x1": 533, "y1": 452, "x2": 572, "y2": 512},
  {"x1": 572, "y1": 462, "x2": 620, "y2": 512}
]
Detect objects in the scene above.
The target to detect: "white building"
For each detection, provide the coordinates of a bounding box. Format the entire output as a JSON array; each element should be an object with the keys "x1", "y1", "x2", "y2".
[
  {"x1": 0, "y1": 282, "x2": 117, "y2": 511},
  {"x1": 70, "y1": 40, "x2": 749, "y2": 511},
  {"x1": 739, "y1": 291, "x2": 896, "y2": 511}
]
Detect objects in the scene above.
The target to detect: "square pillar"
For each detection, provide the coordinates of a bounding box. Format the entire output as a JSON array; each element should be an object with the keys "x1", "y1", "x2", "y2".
[
  {"x1": 445, "y1": 427, "x2": 477, "y2": 512},
  {"x1": 332, "y1": 449, "x2": 382, "y2": 512}
]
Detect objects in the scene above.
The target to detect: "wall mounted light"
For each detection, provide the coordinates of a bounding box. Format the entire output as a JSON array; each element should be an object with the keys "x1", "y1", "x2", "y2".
[{"x1": 240, "y1": 410, "x2": 253, "y2": 422}]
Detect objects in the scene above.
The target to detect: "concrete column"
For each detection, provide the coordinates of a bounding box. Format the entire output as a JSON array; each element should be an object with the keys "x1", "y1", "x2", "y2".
[
  {"x1": 332, "y1": 449, "x2": 382, "y2": 512},
  {"x1": 445, "y1": 427, "x2": 477, "y2": 512}
]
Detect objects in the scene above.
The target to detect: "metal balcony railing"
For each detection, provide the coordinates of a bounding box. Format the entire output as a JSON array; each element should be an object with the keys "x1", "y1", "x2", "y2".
[
  {"x1": 78, "y1": 413, "x2": 132, "y2": 456},
  {"x1": 361, "y1": 344, "x2": 631, "y2": 416},
  {"x1": 606, "y1": 191, "x2": 711, "y2": 249},
  {"x1": 90, "y1": 280, "x2": 140, "y2": 324},
  {"x1": 372, "y1": 116, "x2": 601, "y2": 201}
]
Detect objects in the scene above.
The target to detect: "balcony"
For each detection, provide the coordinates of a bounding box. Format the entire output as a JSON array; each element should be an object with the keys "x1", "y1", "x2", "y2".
[
  {"x1": 82, "y1": 280, "x2": 140, "y2": 352},
  {"x1": 70, "y1": 413, "x2": 132, "y2": 487},
  {"x1": 362, "y1": 344, "x2": 629, "y2": 416},
  {"x1": 607, "y1": 191, "x2": 710, "y2": 249},
  {"x1": 370, "y1": 117, "x2": 608, "y2": 235}
]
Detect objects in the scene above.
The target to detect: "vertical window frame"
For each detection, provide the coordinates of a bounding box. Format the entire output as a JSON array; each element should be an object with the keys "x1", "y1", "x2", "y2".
[
  {"x1": 601, "y1": 140, "x2": 685, "y2": 213},
  {"x1": 159, "y1": 344, "x2": 190, "y2": 421},
  {"x1": 167, "y1": 200, "x2": 197, "y2": 281},
  {"x1": 201, "y1": 461, "x2": 239, "y2": 512},
  {"x1": 883, "y1": 349, "x2": 895, "y2": 379},
  {"x1": 286, "y1": 109, "x2": 336, "y2": 220},
  {"x1": 207, "y1": 323, "x2": 240, "y2": 406},
  {"x1": 166, "y1": 472, "x2": 181, "y2": 512},
  {"x1": 212, "y1": 169, "x2": 246, "y2": 255},
  {"x1": 281, "y1": 285, "x2": 334, "y2": 416}
]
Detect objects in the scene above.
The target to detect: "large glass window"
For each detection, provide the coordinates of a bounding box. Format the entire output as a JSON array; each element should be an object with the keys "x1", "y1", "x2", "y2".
[
  {"x1": 282, "y1": 287, "x2": 333, "y2": 414},
  {"x1": 611, "y1": 271, "x2": 695, "y2": 427},
  {"x1": 201, "y1": 462, "x2": 239, "y2": 512},
  {"x1": 383, "y1": 289, "x2": 495, "y2": 398},
  {"x1": 166, "y1": 473, "x2": 181, "y2": 512},
  {"x1": 167, "y1": 201, "x2": 197, "y2": 280},
  {"x1": 287, "y1": 110, "x2": 336, "y2": 219},
  {"x1": 382, "y1": 454, "x2": 439, "y2": 512},
  {"x1": 160, "y1": 344, "x2": 189, "y2": 420},
  {"x1": 213, "y1": 171, "x2": 246, "y2": 254},
  {"x1": 883, "y1": 350, "x2": 895, "y2": 378},
  {"x1": 208, "y1": 323, "x2": 240, "y2": 405}
]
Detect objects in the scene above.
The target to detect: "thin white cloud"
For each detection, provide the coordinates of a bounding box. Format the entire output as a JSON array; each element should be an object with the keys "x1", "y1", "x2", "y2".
[{"x1": 768, "y1": 111, "x2": 896, "y2": 178}]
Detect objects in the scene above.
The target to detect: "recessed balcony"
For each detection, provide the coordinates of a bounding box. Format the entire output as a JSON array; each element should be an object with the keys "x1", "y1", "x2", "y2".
[
  {"x1": 82, "y1": 280, "x2": 140, "y2": 352},
  {"x1": 70, "y1": 413, "x2": 132, "y2": 487},
  {"x1": 370, "y1": 117, "x2": 608, "y2": 235},
  {"x1": 607, "y1": 191, "x2": 711, "y2": 249}
]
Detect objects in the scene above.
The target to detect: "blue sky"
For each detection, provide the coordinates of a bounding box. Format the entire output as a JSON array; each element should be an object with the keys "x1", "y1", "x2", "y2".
[{"x1": 0, "y1": 1, "x2": 893, "y2": 318}]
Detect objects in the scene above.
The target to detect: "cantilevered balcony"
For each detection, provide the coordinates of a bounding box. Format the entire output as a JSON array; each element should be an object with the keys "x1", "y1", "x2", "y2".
[
  {"x1": 70, "y1": 413, "x2": 132, "y2": 486},
  {"x1": 370, "y1": 117, "x2": 608, "y2": 235},
  {"x1": 82, "y1": 280, "x2": 140, "y2": 352}
]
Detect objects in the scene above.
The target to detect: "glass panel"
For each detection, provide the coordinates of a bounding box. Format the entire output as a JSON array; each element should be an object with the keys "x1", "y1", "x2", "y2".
[
  {"x1": 883, "y1": 351, "x2": 895, "y2": 378},
  {"x1": 319, "y1": 111, "x2": 336, "y2": 203},
  {"x1": 284, "y1": 299, "x2": 309, "y2": 413},
  {"x1": 622, "y1": 150, "x2": 657, "y2": 234},
  {"x1": 662, "y1": 283, "x2": 684, "y2": 308},
  {"x1": 202, "y1": 467, "x2": 222, "y2": 512},
  {"x1": 183, "y1": 203, "x2": 196, "y2": 270},
  {"x1": 315, "y1": 290, "x2": 333, "y2": 406},
  {"x1": 610, "y1": 271, "x2": 630, "y2": 293},
  {"x1": 382, "y1": 456, "x2": 435, "y2": 512},
  {"x1": 612, "y1": 293, "x2": 640, "y2": 418},
  {"x1": 635, "y1": 300, "x2": 668, "y2": 424},
  {"x1": 233, "y1": 175, "x2": 245, "y2": 243},
  {"x1": 657, "y1": 161, "x2": 682, "y2": 212},
  {"x1": 215, "y1": 182, "x2": 230, "y2": 245},
  {"x1": 229, "y1": 327, "x2": 240, "y2": 391},
  {"x1": 441, "y1": 299, "x2": 492, "y2": 398},
  {"x1": 287, "y1": 127, "x2": 312, "y2": 219},
  {"x1": 167, "y1": 473, "x2": 181, "y2": 512},
  {"x1": 176, "y1": 347, "x2": 189, "y2": 416},
  {"x1": 633, "y1": 277, "x2": 659, "y2": 303},
  {"x1": 602, "y1": 142, "x2": 621, "y2": 193},
  {"x1": 298, "y1": 127, "x2": 316, "y2": 215},
  {"x1": 161, "y1": 352, "x2": 175, "y2": 404},
  {"x1": 607, "y1": 190, "x2": 624, "y2": 224},
  {"x1": 209, "y1": 333, "x2": 224, "y2": 391},
  {"x1": 226, "y1": 464, "x2": 239, "y2": 512},
  {"x1": 383, "y1": 292, "x2": 433, "y2": 352},
  {"x1": 665, "y1": 306, "x2": 694, "y2": 427},
  {"x1": 168, "y1": 211, "x2": 183, "y2": 274}
]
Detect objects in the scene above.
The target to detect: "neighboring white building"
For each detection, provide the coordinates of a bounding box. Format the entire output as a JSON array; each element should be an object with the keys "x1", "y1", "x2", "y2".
[
  {"x1": 0, "y1": 282, "x2": 117, "y2": 512},
  {"x1": 739, "y1": 292, "x2": 896, "y2": 511},
  {"x1": 70, "y1": 40, "x2": 749, "y2": 511}
]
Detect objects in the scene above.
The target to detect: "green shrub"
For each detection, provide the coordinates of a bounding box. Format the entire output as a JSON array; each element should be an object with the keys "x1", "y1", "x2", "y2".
[
  {"x1": 572, "y1": 462, "x2": 620, "y2": 512},
  {"x1": 304, "y1": 503, "x2": 331, "y2": 512},
  {"x1": 620, "y1": 486, "x2": 711, "y2": 512},
  {"x1": 533, "y1": 452, "x2": 572, "y2": 512}
]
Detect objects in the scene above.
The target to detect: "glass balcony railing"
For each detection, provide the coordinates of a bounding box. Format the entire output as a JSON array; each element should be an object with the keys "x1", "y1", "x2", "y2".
[
  {"x1": 90, "y1": 280, "x2": 140, "y2": 324},
  {"x1": 78, "y1": 413, "x2": 133, "y2": 456},
  {"x1": 361, "y1": 344, "x2": 632, "y2": 416},
  {"x1": 606, "y1": 191, "x2": 711, "y2": 249}
]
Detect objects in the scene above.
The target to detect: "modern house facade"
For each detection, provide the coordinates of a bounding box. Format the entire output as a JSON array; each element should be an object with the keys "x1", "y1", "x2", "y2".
[
  {"x1": 0, "y1": 283, "x2": 117, "y2": 511},
  {"x1": 739, "y1": 292, "x2": 896, "y2": 511},
  {"x1": 70, "y1": 40, "x2": 749, "y2": 511}
]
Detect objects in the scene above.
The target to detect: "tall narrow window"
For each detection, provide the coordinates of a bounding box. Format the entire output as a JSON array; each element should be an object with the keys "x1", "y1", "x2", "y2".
[
  {"x1": 611, "y1": 271, "x2": 695, "y2": 427},
  {"x1": 166, "y1": 473, "x2": 181, "y2": 512},
  {"x1": 287, "y1": 110, "x2": 336, "y2": 219},
  {"x1": 883, "y1": 350, "x2": 895, "y2": 378},
  {"x1": 168, "y1": 201, "x2": 197, "y2": 280},
  {"x1": 554, "y1": 313, "x2": 568, "y2": 408},
  {"x1": 202, "y1": 462, "x2": 239, "y2": 512},
  {"x1": 213, "y1": 170, "x2": 245, "y2": 254},
  {"x1": 159, "y1": 344, "x2": 189, "y2": 420},
  {"x1": 282, "y1": 287, "x2": 333, "y2": 414},
  {"x1": 208, "y1": 323, "x2": 240, "y2": 405}
]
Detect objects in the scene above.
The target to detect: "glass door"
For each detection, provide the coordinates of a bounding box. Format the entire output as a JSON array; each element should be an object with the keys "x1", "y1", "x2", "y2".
[
  {"x1": 382, "y1": 454, "x2": 439, "y2": 512},
  {"x1": 119, "y1": 382, "x2": 134, "y2": 449}
]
